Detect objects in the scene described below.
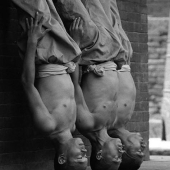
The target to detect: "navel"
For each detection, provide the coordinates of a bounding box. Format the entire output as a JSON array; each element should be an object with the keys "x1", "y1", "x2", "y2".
[{"x1": 63, "y1": 104, "x2": 67, "y2": 108}]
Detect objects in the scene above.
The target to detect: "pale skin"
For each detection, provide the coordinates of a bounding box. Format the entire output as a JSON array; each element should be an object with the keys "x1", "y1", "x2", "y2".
[
  {"x1": 108, "y1": 71, "x2": 146, "y2": 160},
  {"x1": 70, "y1": 16, "x2": 146, "y2": 166},
  {"x1": 21, "y1": 12, "x2": 87, "y2": 169},
  {"x1": 70, "y1": 18, "x2": 124, "y2": 170}
]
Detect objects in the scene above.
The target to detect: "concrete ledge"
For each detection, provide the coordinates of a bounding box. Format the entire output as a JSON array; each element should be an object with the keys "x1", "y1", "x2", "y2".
[
  {"x1": 140, "y1": 156, "x2": 170, "y2": 170},
  {"x1": 87, "y1": 156, "x2": 170, "y2": 170},
  {"x1": 149, "y1": 138, "x2": 170, "y2": 155}
]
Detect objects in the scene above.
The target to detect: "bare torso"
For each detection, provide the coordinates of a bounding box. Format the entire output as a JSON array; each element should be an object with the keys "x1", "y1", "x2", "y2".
[
  {"x1": 35, "y1": 74, "x2": 76, "y2": 137},
  {"x1": 111, "y1": 71, "x2": 136, "y2": 130},
  {"x1": 80, "y1": 70, "x2": 119, "y2": 134},
  {"x1": 80, "y1": 70, "x2": 136, "y2": 135}
]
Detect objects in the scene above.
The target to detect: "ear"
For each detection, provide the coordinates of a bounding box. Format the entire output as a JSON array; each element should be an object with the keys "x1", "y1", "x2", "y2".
[
  {"x1": 58, "y1": 155, "x2": 66, "y2": 164},
  {"x1": 96, "y1": 150, "x2": 102, "y2": 160}
]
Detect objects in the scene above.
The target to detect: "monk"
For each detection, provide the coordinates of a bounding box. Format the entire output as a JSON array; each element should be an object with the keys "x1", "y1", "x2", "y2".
[
  {"x1": 56, "y1": 0, "x2": 146, "y2": 169},
  {"x1": 21, "y1": 12, "x2": 88, "y2": 170}
]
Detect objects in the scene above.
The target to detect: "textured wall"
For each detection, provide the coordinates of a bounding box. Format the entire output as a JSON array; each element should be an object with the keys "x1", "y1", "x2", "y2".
[
  {"x1": 148, "y1": 18, "x2": 168, "y2": 117},
  {"x1": 147, "y1": 0, "x2": 170, "y2": 17},
  {"x1": 147, "y1": 0, "x2": 170, "y2": 139},
  {"x1": 0, "y1": 0, "x2": 149, "y2": 169}
]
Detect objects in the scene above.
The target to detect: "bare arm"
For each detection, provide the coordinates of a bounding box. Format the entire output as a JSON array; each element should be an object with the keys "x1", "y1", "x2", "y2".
[
  {"x1": 21, "y1": 13, "x2": 54, "y2": 134},
  {"x1": 70, "y1": 64, "x2": 95, "y2": 131}
]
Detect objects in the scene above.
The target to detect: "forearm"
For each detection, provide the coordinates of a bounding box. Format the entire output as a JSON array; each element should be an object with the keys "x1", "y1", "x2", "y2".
[
  {"x1": 22, "y1": 39, "x2": 37, "y2": 86},
  {"x1": 71, "y1": 65, "x2": 89, "y2": 110}
]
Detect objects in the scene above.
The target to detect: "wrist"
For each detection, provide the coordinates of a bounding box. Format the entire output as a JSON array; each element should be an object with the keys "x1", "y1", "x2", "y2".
[{"x1": 27, "y1": 38, "x2": 38, "y2": 45}]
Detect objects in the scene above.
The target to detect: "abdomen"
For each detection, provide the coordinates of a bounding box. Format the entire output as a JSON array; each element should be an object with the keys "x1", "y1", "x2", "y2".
[{"x1": 35, "y1": 74, "x2": 76, "y2": 132}]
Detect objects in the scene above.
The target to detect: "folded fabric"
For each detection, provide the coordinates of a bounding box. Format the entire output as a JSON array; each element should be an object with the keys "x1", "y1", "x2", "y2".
[
  {"x1": 118, "y1": 65, "x2": 131, "y2": 72},
  {"x1": 86, "y1": 61, "x2": 117, "y2": 77},
  {"x1": 36, "y1": 62, "x2": 76, "y2": 78},
  {"x1": 12, "y1": 0, "x2": 81, "y2": 64},
  {"x1": 55, "y1": 0, "x2": 133, "y2": 65}
]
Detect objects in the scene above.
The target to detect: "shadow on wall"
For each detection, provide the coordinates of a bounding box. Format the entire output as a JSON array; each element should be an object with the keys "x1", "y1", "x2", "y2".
[{"x1": 0, "y1": 1, "x2": 56, "y2": 169}]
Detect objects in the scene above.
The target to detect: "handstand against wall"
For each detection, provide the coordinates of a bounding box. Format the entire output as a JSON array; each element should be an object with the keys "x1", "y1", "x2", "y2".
[
  {"x1": 56, "y1": 0, "x2": 146, "y2": 170},
  {"x1": 17, "y1": 6, "x2": 88, "y2": 170}
]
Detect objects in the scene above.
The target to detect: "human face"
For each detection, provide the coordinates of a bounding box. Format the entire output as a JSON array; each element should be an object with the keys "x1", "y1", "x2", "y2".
[
  {"x1": 67, "y1": 138, "x2": 88, "y2": 167},
  {"x1": 126, "y1": 133, "x2": 146, "y2": 159},
  {"x1": 102, "y1": 138, "x2": 124, "y2": 164}
]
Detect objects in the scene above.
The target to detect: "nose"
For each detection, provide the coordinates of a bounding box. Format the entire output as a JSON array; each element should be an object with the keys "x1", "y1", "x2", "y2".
[
  {"x1": 116, "y1": 138, "x2": 122, "y2": 145},
  {"x1": 113, "y1": 156, "x2": 122, "y2": 163},
  {"x1": 141, "y1": 141, "x2": 146, "y2": 149},
  {"x1": 77, "y1": 137, "x2": 83, "y2": 142},
  {"x1": 137, "y1": 133, "x2": 142, "y2": 139}
]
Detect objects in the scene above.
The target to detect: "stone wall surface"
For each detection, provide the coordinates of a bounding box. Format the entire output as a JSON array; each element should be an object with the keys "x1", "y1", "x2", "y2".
[
  {"x1": 147, "y1": 0, "x2": 170, "y2": 139},
  {"x1": 148, "y1": 17, "x2": 169, "y2": 117},
  {"x1": 147, "y1": 0, "x2": 170, "y2": 17},
  {"x1": 0, "y1": 0, "x2": 149, "y2": 169}
]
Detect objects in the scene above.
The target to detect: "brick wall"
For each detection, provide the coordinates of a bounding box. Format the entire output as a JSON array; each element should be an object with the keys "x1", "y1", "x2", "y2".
[
  {"x1": 0, "y1": 0, "x2": 149, "y2": 169},
  {"x1": 0, "y1": 1, "x2": 55, "y2": 170}
]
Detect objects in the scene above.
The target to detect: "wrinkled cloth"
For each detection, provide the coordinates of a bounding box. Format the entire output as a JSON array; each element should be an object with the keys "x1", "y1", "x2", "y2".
[
  {"x1": 36, "y1": 62, "x2": 76, "y2": 78},
  {"x1": 12, "y1": 0, "x2": 81, "y2": 64},
  {"x1": 83, "y1": 61, "x2": 117, "y2": 77},
  {"x1": 118, "y1": 65, "x2": 131, "y2": 72},
  {"x1": 55, "y1": 0, "x2": 133, "y2": 65}
]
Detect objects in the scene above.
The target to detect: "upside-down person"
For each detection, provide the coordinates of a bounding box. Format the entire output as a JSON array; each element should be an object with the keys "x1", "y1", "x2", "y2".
[
  {"x1": 13, "y1": 0, "x2": 88, "y2": 169},
  {"x1": 70, "y1": 60, "x2": 124, "y2": 170},
  {"x1": 54, "y1": 0, "x2": 146, "y2": 169}
]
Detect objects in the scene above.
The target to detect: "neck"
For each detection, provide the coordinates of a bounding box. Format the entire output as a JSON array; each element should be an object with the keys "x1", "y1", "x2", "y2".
[
  {"x1": 91, "y1": 128, "x2": 112, "y2": 151},
  {"x1": 112, "y1": 128, "x2": 131, "y2": 143},
  {"x1": 50, "y1": 130, "x2": 73, "y2": 154}
]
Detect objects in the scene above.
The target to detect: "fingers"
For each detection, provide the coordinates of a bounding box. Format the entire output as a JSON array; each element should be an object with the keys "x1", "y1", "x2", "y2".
[
  {"x1": 78, "y1": 18, "x2": 83, "y2": 29},
  {"x1": 75, "y1": 17, "x2": 80, "y2": 29},
  {"x1": 70, "y1": 17, "x2": 83, "y2": 32},
  {"x1": 30, "y1": 17, "x2": 34, "y2": 28},
  {"x1": 70, "y1": 18, "x2": 77, "y2": 32},
  {"x1": 34, "y1": 12, "x2": 39, "y2": 26},
  {"x1": 43, "y1": 29, "x2": 51, "y2": 36},
  {"x1": 25, "y1": 18, "x2": 30, "y2": 30},
  {"x1": 38, "y1": 15, "x2": 45, "y2": 27}
]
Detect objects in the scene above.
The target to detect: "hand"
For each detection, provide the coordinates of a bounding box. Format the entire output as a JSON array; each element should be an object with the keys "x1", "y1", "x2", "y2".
[
  {"x1": 26, "y1": 12, "x2": 51, "y2": 43},
  {"x1": 70, "y1": 17, "x2": 84, "y2": 47}
]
